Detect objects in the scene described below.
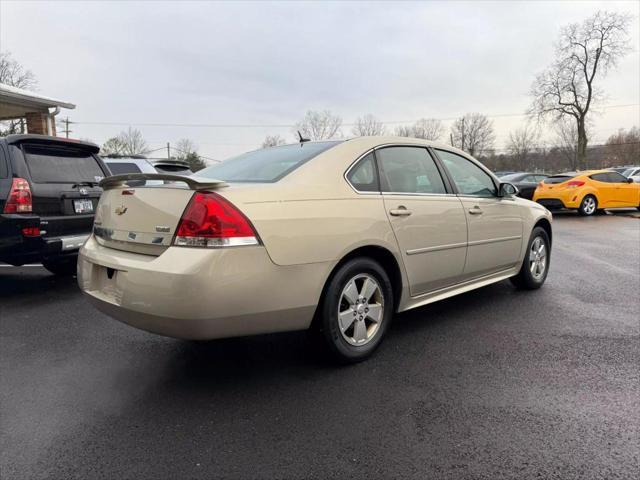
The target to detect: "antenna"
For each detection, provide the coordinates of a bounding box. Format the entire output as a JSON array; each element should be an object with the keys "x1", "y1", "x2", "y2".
[{"x1": 297, "y1": 130, "x2": 310, "y2": 144}]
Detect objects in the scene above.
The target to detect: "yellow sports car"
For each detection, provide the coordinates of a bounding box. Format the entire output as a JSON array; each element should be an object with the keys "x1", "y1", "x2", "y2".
[{"x1": 533, "y1": 170, "x2": 640, "y2": 216}]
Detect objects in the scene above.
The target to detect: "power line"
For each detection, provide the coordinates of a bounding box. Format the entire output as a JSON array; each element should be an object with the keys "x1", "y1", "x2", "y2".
[{"x1": 68, "y1": 103, "x2": 640, "y2": 129}]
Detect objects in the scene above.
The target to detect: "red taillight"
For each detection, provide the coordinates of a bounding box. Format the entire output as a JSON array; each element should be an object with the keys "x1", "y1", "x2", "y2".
[
  {"x1": 3, "y1": 178, "x2": 33, "y2": 213},
  {"x1": 174, "y1": 192, "x2": 259, "y2": 248},
  {"x1": 566, "y1": 180, "x2": 585, "y2": 188},
  {"x1": 21, "y1": 227, "x2": 40, "y2": 237}
]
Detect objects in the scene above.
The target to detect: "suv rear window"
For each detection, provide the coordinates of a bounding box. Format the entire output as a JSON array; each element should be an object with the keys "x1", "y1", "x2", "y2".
[
  {"x1": 23, "y1": 145, "x2": 105, "y2": 184},
  {"x1": 543, "y1": 175, "x2": 575, "y2": 184},
  {"x1": 107, "y1": 162, "x2": 142, "y2": 175},
  {"x1": 197, "y1": 141, "x2": 341, "y2": 182}
]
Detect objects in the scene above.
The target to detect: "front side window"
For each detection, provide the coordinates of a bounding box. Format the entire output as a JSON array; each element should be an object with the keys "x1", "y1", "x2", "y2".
[
  {"x1": 436, "y1": 149, "x2": 496, "y2": 197},
  {"x1": 377, "y1": 147, "x2": 446, "y2": 194},
  {"x1": 198, "y1": 141, "x2": 341, "y2": 182},
  {"x1": 347, "y1": 152, "x2": 379, "y2": 192},
  {"x1": 606, "y1": 172, "x2": 628, "y2": 183}
]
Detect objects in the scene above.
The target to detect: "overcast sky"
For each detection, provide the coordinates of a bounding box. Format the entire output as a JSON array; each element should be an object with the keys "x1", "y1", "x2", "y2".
[{"x1": 1, "y1": 0, "x2": 638, "y2": 161}]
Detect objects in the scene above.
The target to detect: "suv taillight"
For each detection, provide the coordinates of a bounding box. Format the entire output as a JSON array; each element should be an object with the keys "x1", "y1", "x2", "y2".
[
  {"x1": 174, "y1": 192, "x2": 259, "y2": 248},
  {"x1": 3, "y1": 178, "x2": 33, "y2": 213}
]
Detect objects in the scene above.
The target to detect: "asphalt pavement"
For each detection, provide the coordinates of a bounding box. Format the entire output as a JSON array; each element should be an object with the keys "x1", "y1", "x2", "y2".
[{"x1": 1, "y1": 212, "x2": 638, "y2": 479}]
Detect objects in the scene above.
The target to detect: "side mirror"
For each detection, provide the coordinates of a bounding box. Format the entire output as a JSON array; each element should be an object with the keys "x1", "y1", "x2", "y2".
[
  {"x1": 499, "y1": 182, "x2": 518, "y2": 197},
  {"x1": 627, "y1": 178, "x2": 634, "y2": 183}
]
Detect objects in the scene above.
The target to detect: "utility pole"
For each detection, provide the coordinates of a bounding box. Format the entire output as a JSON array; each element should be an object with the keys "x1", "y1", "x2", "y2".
[
  {"x1": 167, "y1": 142, "x2": 171, "y2": 161},
  {"x1": 58, "y1": 117, "x2": 72, "y2": 138}
]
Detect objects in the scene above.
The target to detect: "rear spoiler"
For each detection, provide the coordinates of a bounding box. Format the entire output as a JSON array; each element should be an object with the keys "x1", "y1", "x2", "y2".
[{"x1": 99, "y1": 173, "x2": 228, "y2": 191}]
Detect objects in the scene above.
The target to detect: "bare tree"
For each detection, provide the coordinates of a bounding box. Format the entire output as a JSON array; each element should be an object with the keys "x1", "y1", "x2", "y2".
[
  {"x1": 552, "y1": 117, "x2": 581, "y2": 170},
  {"x1": 530, "y1": 11, "x2": 632, "y2": 169},
  {"x1": 262, "y1": 134, "x2": 286, "y2": 148},
  {"x1": 295, "y1": 110, "x2": 342, "y2": 140},
  {"x1": 450, "y1": 113, "x2": 495, "y2": 156},
  {"x1": 0, "y1": 51, "x2": 38, "y2": 135},
  {"x1": 411, "y1": 118, "x2": 444, "y2": 141},
  {"x1": 394, "y1": 125, "x2": 414, "y2": 137},
  {"x1": 352, "y1": 114, "x2": 386, "y2": 136},
  {"x1": 507, "y1": 124, "x2": 540, "y2": 171},
  {"x1": 101, "y1": 127, "x2": 148, "y2": 156},
  {"x1": 604, "y1": 126, "x2": 640, "y2": 167}
]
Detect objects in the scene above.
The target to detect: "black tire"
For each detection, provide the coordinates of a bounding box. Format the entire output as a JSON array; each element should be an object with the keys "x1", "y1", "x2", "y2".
[
  {"x1": 42, "y1": 256, "x2": 78, "y2": 276},
  {"x1": 578, "y1": 194, "x2": 598, "y2": 216},
  {"x1": 316, "y1": 257, "x2": 394, "y2": 363},
  {"x1": 510, "y1": 226, "x2": 551, "y2": 290}
]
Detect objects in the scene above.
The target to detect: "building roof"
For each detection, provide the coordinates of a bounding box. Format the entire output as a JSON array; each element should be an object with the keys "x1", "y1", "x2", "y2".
[{"x1": 0, "y1": 83, "x2": 75, "y2": 120}]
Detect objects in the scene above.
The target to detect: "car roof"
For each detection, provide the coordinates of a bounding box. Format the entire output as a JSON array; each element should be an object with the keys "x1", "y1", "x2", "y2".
[{"x1": 3, "y1": 134, "x2": 100, "y2": 153}]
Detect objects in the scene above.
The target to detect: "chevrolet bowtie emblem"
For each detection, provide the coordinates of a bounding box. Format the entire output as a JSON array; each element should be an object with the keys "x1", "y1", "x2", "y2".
[{"x1": 115, "y1": 205, "x2": 128, "y2": 216}]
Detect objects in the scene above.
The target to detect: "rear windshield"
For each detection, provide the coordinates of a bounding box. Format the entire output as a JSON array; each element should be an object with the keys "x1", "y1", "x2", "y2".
[
  {"x1": 543, "y1": 175, "x2": 575, "y2": 184},
  {"x1": 107, "y1": 162, "x2": 142, "y2": 175},
  {"x1": 197, "y1": 141, "x2": 341, "y2": 182},
  {"x1": 23, "y1": 145, "x2": 105, "y2": 184}
]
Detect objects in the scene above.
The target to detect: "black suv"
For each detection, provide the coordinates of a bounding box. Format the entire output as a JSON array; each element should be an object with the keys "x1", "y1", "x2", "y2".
[{"x1": 0, "y1": 135, "x2": 108, "y2": 275}]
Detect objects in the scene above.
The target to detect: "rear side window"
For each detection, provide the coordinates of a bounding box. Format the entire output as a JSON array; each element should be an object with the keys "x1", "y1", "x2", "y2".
[
  {"x1": 198, "y1": 141, "x2": 341, "y2": 182},
  {"x1": 347, "y1": 153, "x2": 379, "y2": 192},
  {"x1": 544, "y1": 175, "x2": 575, "y2": 184},
  {"x1": 107, "y1": 162, "x2": 142, "y2": 175},
  {"x1": 606, "y1": 172, "x2": 628, "y2": 183},
  {"x1": 590, "y1": 173, "x2": 609, "y2": 182},
  {"x1": 377, "y1": 147, "x2": 446, "y2": 194},
  {"x1": 23, "y1": 145, "x2": 105, "y2": 184}
]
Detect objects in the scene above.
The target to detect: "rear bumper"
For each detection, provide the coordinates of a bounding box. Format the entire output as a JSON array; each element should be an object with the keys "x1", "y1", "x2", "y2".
[
  {"x1": 535, "y1": 198, "x2": 566, "y2": 210},
  {"x1": 78, "y1": 236, "x2": 330, "y2": 340},
  {"x1": 0, "y1": 214, "x2": 89, "y2": 264},
  {"x1": 534, "y1": 190, "x2": 582, "y2": 210}
]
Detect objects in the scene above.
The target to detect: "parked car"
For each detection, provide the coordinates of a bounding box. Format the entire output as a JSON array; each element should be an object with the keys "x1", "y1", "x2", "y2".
[
  {"x1": 0, "y1": 134, "x2": 108, "y2": 274},
  {"x1": 102, "y1": 155, "x2": 164, "y2": 186},
  {"x1": 533, "y1": 170, "x2": 640, "y2": 215},
  {"x1": 78, "y1": 137, "x2": 552, "y2": 362},
  {"x1": 609, "y1": 166, "x2": 635, "y2": 175},
  {"x1": 621, "y1": 166, "x2": 640, "y2": 182},
  {"x1": 498, "y1": 172, "x2": 549, "y2": 200},
  {"x1": 494, "y1": 170, "x2": 517, "y2": 177},
  {"x1": 150, "y1": 159, "x2": 192, "y2": 175}
]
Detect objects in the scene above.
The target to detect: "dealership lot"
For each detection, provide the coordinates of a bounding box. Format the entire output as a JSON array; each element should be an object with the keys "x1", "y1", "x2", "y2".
[{"x1": 1, "y1": 212, "x2": 638, "y2": 479}]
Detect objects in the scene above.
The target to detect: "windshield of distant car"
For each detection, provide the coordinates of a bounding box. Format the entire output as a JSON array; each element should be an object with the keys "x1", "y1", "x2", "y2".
[
  {"x1": 197, "y1": 141, "x2": 342, "y2": 182},
  {"x1": 543, "y1": 175, "x2": 576, "y2": 184},
  {"x1": 500, "y1": 173, "x2": 526, "y2": 182}
]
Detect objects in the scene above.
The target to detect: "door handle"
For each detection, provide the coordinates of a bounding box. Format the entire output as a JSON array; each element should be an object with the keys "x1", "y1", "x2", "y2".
[
  {"x1": 468, "y1": 206, "x2": 483, "y2": 215},
  {"x1": 389, "y1": 207, "x2": 412, "y2": 216}
]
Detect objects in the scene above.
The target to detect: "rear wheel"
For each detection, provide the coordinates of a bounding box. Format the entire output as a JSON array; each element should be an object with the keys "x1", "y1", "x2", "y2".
[
  {"x1": 510, "y1": 227, "x2": 550, "y2": 290},
  {"x1": 42, "y1": 256, "x2": 78, "y2": 276},
  {"x1": 317, "y1": 258, "x2": 393, "y2": 363},
  {"x1": 578, "y1": 195, "x2": 598, "y2": 216}
]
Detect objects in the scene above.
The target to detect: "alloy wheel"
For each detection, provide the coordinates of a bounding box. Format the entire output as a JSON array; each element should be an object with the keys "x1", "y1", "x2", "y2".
[
  {"x1": 582, "y1": 196, "x2": 596, "y2": 215},
  {"x1": 337, "y1": 274, "x2": 384, "y2": 346},
  {"x1": 529, "y1": 236, "x2": 547, "y2": 280}
]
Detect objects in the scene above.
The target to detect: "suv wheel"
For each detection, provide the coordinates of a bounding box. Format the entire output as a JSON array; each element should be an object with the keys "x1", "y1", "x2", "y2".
[
  {"x1": 42, "y1": 257, "x2": 78, "y2": 276},
  {"x1": 510, "y1": 226, "x2": 550, "y2": 290},
  {"x1": 578, "y1": 195, "x2": 598, "y2": 216},
  {"x1": 317, "y1": 258, "x2": 393, "y2": 363}
]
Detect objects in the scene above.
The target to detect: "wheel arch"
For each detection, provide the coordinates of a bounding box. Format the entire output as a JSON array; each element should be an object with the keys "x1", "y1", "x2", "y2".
[
  {"x1": 311, "y1": 245, "x2": 404, "y2": 329},
  {"x1": 533, "y1": 217, "x2": 552, "y2": 247}
]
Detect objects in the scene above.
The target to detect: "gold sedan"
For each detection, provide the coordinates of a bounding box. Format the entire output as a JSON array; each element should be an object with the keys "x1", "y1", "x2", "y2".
[{"x1": 79, "y1": 137, "x2": 552, "y2": 362}]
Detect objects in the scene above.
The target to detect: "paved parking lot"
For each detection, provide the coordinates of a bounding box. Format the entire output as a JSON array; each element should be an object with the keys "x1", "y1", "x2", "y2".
[{"x1": 1, "y1": 212, "x2": 638, "y2": 479}]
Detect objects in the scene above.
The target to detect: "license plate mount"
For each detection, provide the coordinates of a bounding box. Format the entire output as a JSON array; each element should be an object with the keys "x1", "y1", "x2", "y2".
[{"x1": 74, "y1": 199, "x2": 94, "y2": 214}]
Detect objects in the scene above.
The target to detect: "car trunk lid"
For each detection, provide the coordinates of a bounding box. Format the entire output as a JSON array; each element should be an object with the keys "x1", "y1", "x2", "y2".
[{"x1": 94, "y1": 174, "x2": 227, "y2": 255}]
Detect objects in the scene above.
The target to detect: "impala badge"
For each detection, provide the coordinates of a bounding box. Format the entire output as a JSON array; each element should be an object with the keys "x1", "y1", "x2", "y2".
[
  {"x1": 115, "y1": 205, "x2": 128, "y2": 215},
  {"x1": 155, "y1": 226, "x2": 170, "y2": 233}
]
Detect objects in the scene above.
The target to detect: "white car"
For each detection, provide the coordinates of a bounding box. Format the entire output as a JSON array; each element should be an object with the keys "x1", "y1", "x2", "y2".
[
  {"x1": 622, "y1": 167, "x2": 640, "y2": 183},
  {"x1": 102, "y1": 157, "x2": 164, "y2": 186}
]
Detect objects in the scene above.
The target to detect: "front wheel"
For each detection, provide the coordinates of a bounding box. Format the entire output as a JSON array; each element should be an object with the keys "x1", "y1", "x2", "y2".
[
  {"x1": 578, "y1": 195, "x2": 598, "y2": 216},
  {"x1": 510, "y1": 227, "x2": 550, "y2": 290},
  {"x1": 317, "y1": 258, "x2": 394, "y2": 363}
]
